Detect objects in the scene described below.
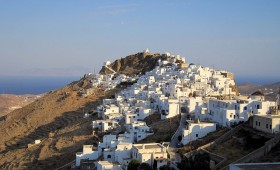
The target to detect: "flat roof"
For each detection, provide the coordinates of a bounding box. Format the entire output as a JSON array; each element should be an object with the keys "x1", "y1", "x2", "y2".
[
  {"x1": 97, "y1": 161, "x2": 120, "y2": 166},
  {"x1": 255, "y1": 114, "x2": 280, "y2": 119},
  {"x1": 230, "y1": 162, "x2": 280, "y2": 170},
  {"x1": 83, "y1": 145, "x2": 93, "y2": 148},
  {"x1": 134, "y1": 143, "x2": 163, "y2": 150}
]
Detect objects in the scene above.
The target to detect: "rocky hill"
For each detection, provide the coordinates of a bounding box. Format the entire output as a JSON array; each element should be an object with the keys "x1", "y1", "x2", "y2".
[
  {"x1": 99, "y1": 52, "x2": 167, "y2": 76},
  {"x1": 0, "y1": 52, "x2": 164, "y2": 169}
]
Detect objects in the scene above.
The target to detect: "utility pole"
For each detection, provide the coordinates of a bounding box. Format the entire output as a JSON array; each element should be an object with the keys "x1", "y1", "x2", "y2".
[{"x1": 276, "y1": 87, "x2": 280, "y2": 115}]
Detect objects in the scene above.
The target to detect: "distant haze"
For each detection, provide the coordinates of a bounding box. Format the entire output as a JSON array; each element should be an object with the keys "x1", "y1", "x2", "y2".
[{"x1": 0, "y1": 0, "x2": 279, "y2": 81}]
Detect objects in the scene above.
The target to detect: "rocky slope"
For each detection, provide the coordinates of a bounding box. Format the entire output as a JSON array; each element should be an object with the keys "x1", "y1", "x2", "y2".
[
  {"x1": 99, "y1": 52, "x2": 167, "y2": 76},
  {"x1": 0, "y1": 52, "x2": 164, "y2": 169}
]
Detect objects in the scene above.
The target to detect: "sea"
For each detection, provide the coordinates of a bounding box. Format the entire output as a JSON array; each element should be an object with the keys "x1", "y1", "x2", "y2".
[
  {"x1": 0, "y1": 76, "x2": 79, "y2": 95},
  {"x1": 0, "y1": 76, "x2": 279, "y2": 95}
]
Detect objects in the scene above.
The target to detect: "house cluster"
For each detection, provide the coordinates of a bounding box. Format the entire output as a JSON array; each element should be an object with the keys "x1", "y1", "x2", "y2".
[
  {"x1": 75, "y1": 50, "x2": 280, "y2": 169},
  {"x1": 75, "y1": 51, "x2": 243, "y2": 168},
  {"x1": 192, "y1": 92, "x2": 276, "y2": 126},
  {"x1": 76, "y1": 133, "x2": 168, "y2": 170},
  {"x1": 179, "y1": 91, "x2": 280, "y2": 145},
  {"x1": 80, "y1": 63, "x2": 137, "y2": 97}
]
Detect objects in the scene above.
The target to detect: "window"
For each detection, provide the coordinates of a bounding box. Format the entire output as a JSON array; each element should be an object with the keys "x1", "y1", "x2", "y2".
[
  {"x1": 244, "y1": 107, "x2": 247, "y2": 110},
  {"x1": 259, "y1": 122, "x2": 260, "y2": 126},
  {"x1": 270, "y1": 125, "x2": 272, "y2": 129},
  {"x1": 234, "y1": 115, "x2": 236, "y2": 119},
  {"x1": 107, "y1": 155, "x2": 111, "y2": 159},
  {"x1": 266, "y1": 124, "x2": 268, "y2": 128},
  {"x1": 257, "y1": 105, "x2": 260, "y2": 109},
  {"x1": 196, "y1": 134, "x2": 198, "y2": 137},
  {"x1": 256, "y1": 121, "x2": 258, "y2": 126}
]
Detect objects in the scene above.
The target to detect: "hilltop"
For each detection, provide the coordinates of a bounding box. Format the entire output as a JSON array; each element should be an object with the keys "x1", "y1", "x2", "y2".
[
  {"x1": 99, "y1": 52, "x2": 168, "y2": 76},
  {"x1": 0, "y1": 52, "x2": 165, "y2": 169}
]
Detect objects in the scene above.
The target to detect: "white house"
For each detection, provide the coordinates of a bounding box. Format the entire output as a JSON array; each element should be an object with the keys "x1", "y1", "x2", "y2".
[
  {"x1": 101, "y1": 104, "x2": 120, "y2": 119},
  {"x1": 131, "y1": 143, "x2": 168, "y2": 169},
  {"x1": 96, "y1": 161, "x2": 122, "y2": 170},
  {"x1": 76, "y1": 145, "x2": 98, "y2": 166},
  {"x1": 161, "y1": 98, "x2": 180, "y2": 120},
  {"x1": 128, "y1": 121, "x2": 154, "y2": 142},
  {"x1": 92, "y1": 119, "x2": 119, "y2": 132},
  {"x1": 125, "y1": 113, "x2": 138, "y2": 125},
  {"x1": 195, "y1": 98, "x2": 276, "y2": 127},
  {"x1": 253, "y1": 114, "x2": 280, "y2": 134},
  {"x1": 114, "y1": 142, "x2": 133, "y2": 166},
  {"x1": 182, "y1": 120, "x2": 216, "y2": 145}
]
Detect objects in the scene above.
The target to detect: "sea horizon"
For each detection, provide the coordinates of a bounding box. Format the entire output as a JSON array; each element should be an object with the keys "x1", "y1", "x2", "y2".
[
  {"x1": 0, "y1": 75, "x2": 279, "y2": 95},
  {"x1": 0, "y1": 76, "x2": 79, "y2": 95}
]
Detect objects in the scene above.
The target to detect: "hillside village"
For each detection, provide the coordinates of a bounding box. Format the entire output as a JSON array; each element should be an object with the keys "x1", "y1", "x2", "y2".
[{"x1": 73, "y1": 49, "x2": 280, "y2": 170}]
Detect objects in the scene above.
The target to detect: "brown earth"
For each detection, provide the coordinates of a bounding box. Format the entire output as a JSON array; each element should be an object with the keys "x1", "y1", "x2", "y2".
[
  {"x1": 206, "y1": 127, "x2": 271, "y2": 168},
  {"x1": 0, "y1": 94, "x2": 41, "y2": 117},
  {"x1": 0, "y1": 78, "x2": 121, "y2": 169},
  {"x1": 140, "y1": 115, "x2": 180, "y2": 143},
  {"x1": 177, "y1": 127, "x2": 230, "y2": 155}
]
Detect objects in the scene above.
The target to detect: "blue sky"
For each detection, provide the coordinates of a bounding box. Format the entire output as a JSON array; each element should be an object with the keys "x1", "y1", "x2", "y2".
[{"x1": 0, "y1": 0, "x2": 279, "y2": 80}]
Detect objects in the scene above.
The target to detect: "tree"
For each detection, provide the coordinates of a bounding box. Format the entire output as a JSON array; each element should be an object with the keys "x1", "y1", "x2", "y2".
[
  {"x1": 139, "y1": 163, "x2": 152, "y2": 170},
  {"x1": 128, "y1": 159, "x2": 140, "y2": 170},
  {"x1": 193, "y1": 153, "x2": 210, "y2": 170},
  {"x1": 178, "y1": 157, "x2": 192, "y2": 170},
  {"x1": 178, "y1": 153, "x2": 210, "y2": 170},
  {"x1": 159, "y1": 165, "x2": 170, "y2": 170}
]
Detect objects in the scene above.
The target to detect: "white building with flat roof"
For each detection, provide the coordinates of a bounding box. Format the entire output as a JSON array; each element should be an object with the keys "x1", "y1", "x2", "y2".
[
  {"x1": 131, "y1": 143, "x2": 168, "y2": 168},
  {"x1": 182, "y1": 120, "x2": 216, "y2": 145},
  {"x1": 96, "y1": 161, "x2": 122, "y2": 170},
  {"x1": 76, "y1": 145, "x2": 98, "y2": 166},
  {"x1": 253, "y1": 114, "x2": 280, "y2": 134}
]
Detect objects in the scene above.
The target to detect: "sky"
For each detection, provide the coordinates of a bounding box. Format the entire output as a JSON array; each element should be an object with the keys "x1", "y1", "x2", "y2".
[{"x1": 0, "y1": 0, "x2": 279, "y2": 81}]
